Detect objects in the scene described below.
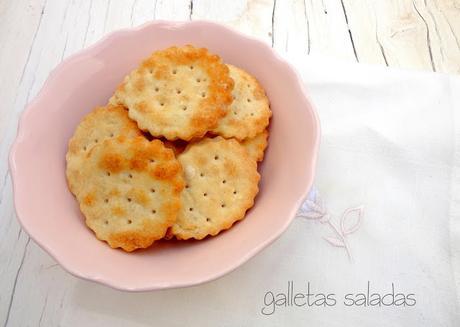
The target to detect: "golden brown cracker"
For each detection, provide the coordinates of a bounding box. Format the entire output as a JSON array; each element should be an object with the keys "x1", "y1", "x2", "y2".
[
  {"x1": 171, "y1": 137, "x2": 260, "y2": 240},
  {"x1": 66, "y1": 104, "x2": 142, "y2": 195},
  {"x1": 110, "y1": 45, "x2": 234, "y2": 141},
  {"x1": 213, "y1": 64, "x2": 271, "y2": 140},
  {"x1": 241, "y1": 129, "x2": 268, "y2": 162},
  {"x1": 75, "y1": 136, "x2": 184, "y2": 252}
]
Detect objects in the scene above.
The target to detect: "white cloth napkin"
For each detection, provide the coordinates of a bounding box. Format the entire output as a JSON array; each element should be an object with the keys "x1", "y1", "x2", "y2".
[{"x1": 72, "y1": 57, "x2": 460, "y2": 327}]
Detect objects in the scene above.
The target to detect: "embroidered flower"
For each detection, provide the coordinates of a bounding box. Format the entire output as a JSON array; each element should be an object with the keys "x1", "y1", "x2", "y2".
[{"x1": 297, "y1": 188, "x2": 363, "y2": 261}]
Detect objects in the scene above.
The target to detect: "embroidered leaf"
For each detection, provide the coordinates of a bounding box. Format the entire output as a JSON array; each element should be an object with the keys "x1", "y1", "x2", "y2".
[
  {"x1": 296, "y1": 212, "x2": 324, "y2": 220},
  {"x1": 340, "y1": 205, "x2": 364, "y2": 236},
  {"x1": 323, "y1": 236, "x2": 345, "y2": 247}
]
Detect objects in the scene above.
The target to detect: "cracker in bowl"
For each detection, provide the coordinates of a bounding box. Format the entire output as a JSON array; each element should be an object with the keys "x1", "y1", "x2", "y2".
[
  {"x1": 171, "y1": 136, "x2": 260, "y2": 240},
  {"x1": 241, "y1": 129, "x2": 269, "y2": 162},
  {"x1": 66, "y1": 104, "x2": 142, "y2": 195},
  {"x1": 74, "y1": 136, "x2": 184, "y2": 252},
  {"x1": 213, "y1": 64, "x2": 271, "y2": 140},
  {"x1": 110, "y1": 45, "x2": 234, "y2": 141}
]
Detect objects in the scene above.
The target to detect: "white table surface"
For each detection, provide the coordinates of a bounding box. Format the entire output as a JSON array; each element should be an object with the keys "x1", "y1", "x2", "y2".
[{"x1": 1, "y1": 1, "x2": 459, "y2": 326}]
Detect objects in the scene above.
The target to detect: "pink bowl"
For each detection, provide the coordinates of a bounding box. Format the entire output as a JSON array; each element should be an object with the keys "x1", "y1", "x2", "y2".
[{"x1": 9, "y1": 21, "x2": 319, "y2": 291}]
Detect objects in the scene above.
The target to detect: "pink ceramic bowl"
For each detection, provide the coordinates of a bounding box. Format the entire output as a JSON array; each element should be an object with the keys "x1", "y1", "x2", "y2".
[{"x1": 9, "y1": 21, "x2": 319, "y2": 291}]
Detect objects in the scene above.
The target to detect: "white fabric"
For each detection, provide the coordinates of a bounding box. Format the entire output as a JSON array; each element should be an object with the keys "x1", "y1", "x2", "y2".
[{"x1": 71, "y1": 57, "x2": 460, "y2": 326}]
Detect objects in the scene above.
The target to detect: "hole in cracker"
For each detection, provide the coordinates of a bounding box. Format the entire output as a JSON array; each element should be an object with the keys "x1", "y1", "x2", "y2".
[
  {"x1": 160, "y1": 102, "x2": 165, "y2": 106},
  {"x1": 196, "y1": 78, "x2": 201, "y2": 83},
  {"x1": 104, "y1": 220, "x2": 109, "y2": 225},
  {"x1": 172, "y1": 69, "x2": 177, "y2": 74},
  {"x1": 247, "y1": 98, "x2": 251, "y2": 103},
  {"x1": 149, "y1": 69, "x2": 153, "y2": 73},
  {"x1": 83, "y1": 146, "x2": 87, "y2": 151},
  {"x1": 185, "y1": 184, "x2": 189, "y2": 189},
  {"x1": 214, "y1": 155, "x2": 219, "y2": 160},
  {"x1": 203, "y1": 192, "x2": 207, "y2": 197},
  {"x1": 247, "y1": 84, "x2": 251, "y2": 88},
  {"x1": 201, "y1": 92, "x2": 206, "y2": 98},
  {"x1": 233, "y1": 111, "x2": 238, "y2": 115},
  {"x1": 189, "y1": 207, "x2": 193, "y2": 212},
  {"x1": 109, "y1": 133, "x2": 114, "y2": 137},
  {"x1": 155, "y1": 87, "x2": 159, "y2": 92},
  {"x1": 222, "y1": 179, "x2": 226, "y2": 184},
  {"x1": 106, "y1": 172, "x2": 111, "y2": 176},
  {"x1": 94, "y1": 139, "x2": 99, "y2": 143},
  {"x1": 190, "y1": 65, "x2": 194, "y2": 70},
  {"x1": 149, "y1": 159, "x2": 155, "y2": 163},
  {"x1": 104, "y1": 199, "x2": 109, "y2": 203},
  {"x1": 233, "y1": 190, "x2": 237, "y2": 195},
  {"x1": 128, "y1": 174, "x2": 133, "y2": 179},
  {"x1": 182, "y1": 105, "x2": 187, "y2": 111},
  {"x1": 127, "y1": 198, "x2": 132, "y2": 202},
  {"x1": 177, "y1": 89, "x2": 182, "y2": 94},
  {"x1": 150, "y1": 188, "x2": 155, "y2": 193},
  {"x1": 206, "y1": 218, "x2": 211, "y2": 222},
  {"x1": 221, "y1": 204, "x2": 226, "y2": 208},
  {"x1": 152, "y1": 209, "x2": 156, "y2": 214},
  {"x1": 127, "y1": 219, "x2": 132, "y2": 224}
]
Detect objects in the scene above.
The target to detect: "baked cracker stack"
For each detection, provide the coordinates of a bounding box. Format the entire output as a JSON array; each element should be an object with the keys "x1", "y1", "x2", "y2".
[{"x1": 66, "y1": 45, "x2": 271, "y2": 252}]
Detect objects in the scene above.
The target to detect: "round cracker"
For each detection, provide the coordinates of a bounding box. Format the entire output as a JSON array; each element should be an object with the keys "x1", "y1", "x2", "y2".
[
  {"x1": 66, "y1": 104, "x2": 142, "y2": 195},
  {"x1": 75, "y1": 136, "x2": 184, "y2": 252},
  {"x1": 241, "y1": 129, "x2": 269, "y2": 162},
  {"x1": 212, "y1": 64, "x2": 271, "y2": 140},
  {"x1": 171, "y1": 136, "x2": 260, "y2": 240},
  {"x1": 110, "y1": 45, "x2": 234, "y2": 141}
]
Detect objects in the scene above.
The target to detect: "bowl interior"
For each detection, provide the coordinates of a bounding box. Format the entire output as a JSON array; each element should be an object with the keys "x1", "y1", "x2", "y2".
[{"x1": 11, "y1": 21, "x2": 318, "y2": 290}]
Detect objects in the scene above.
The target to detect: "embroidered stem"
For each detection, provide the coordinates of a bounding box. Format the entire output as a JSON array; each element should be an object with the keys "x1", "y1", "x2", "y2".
[{"x1": 327, "y1": 221, "x2": 353, "y2": 261}]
